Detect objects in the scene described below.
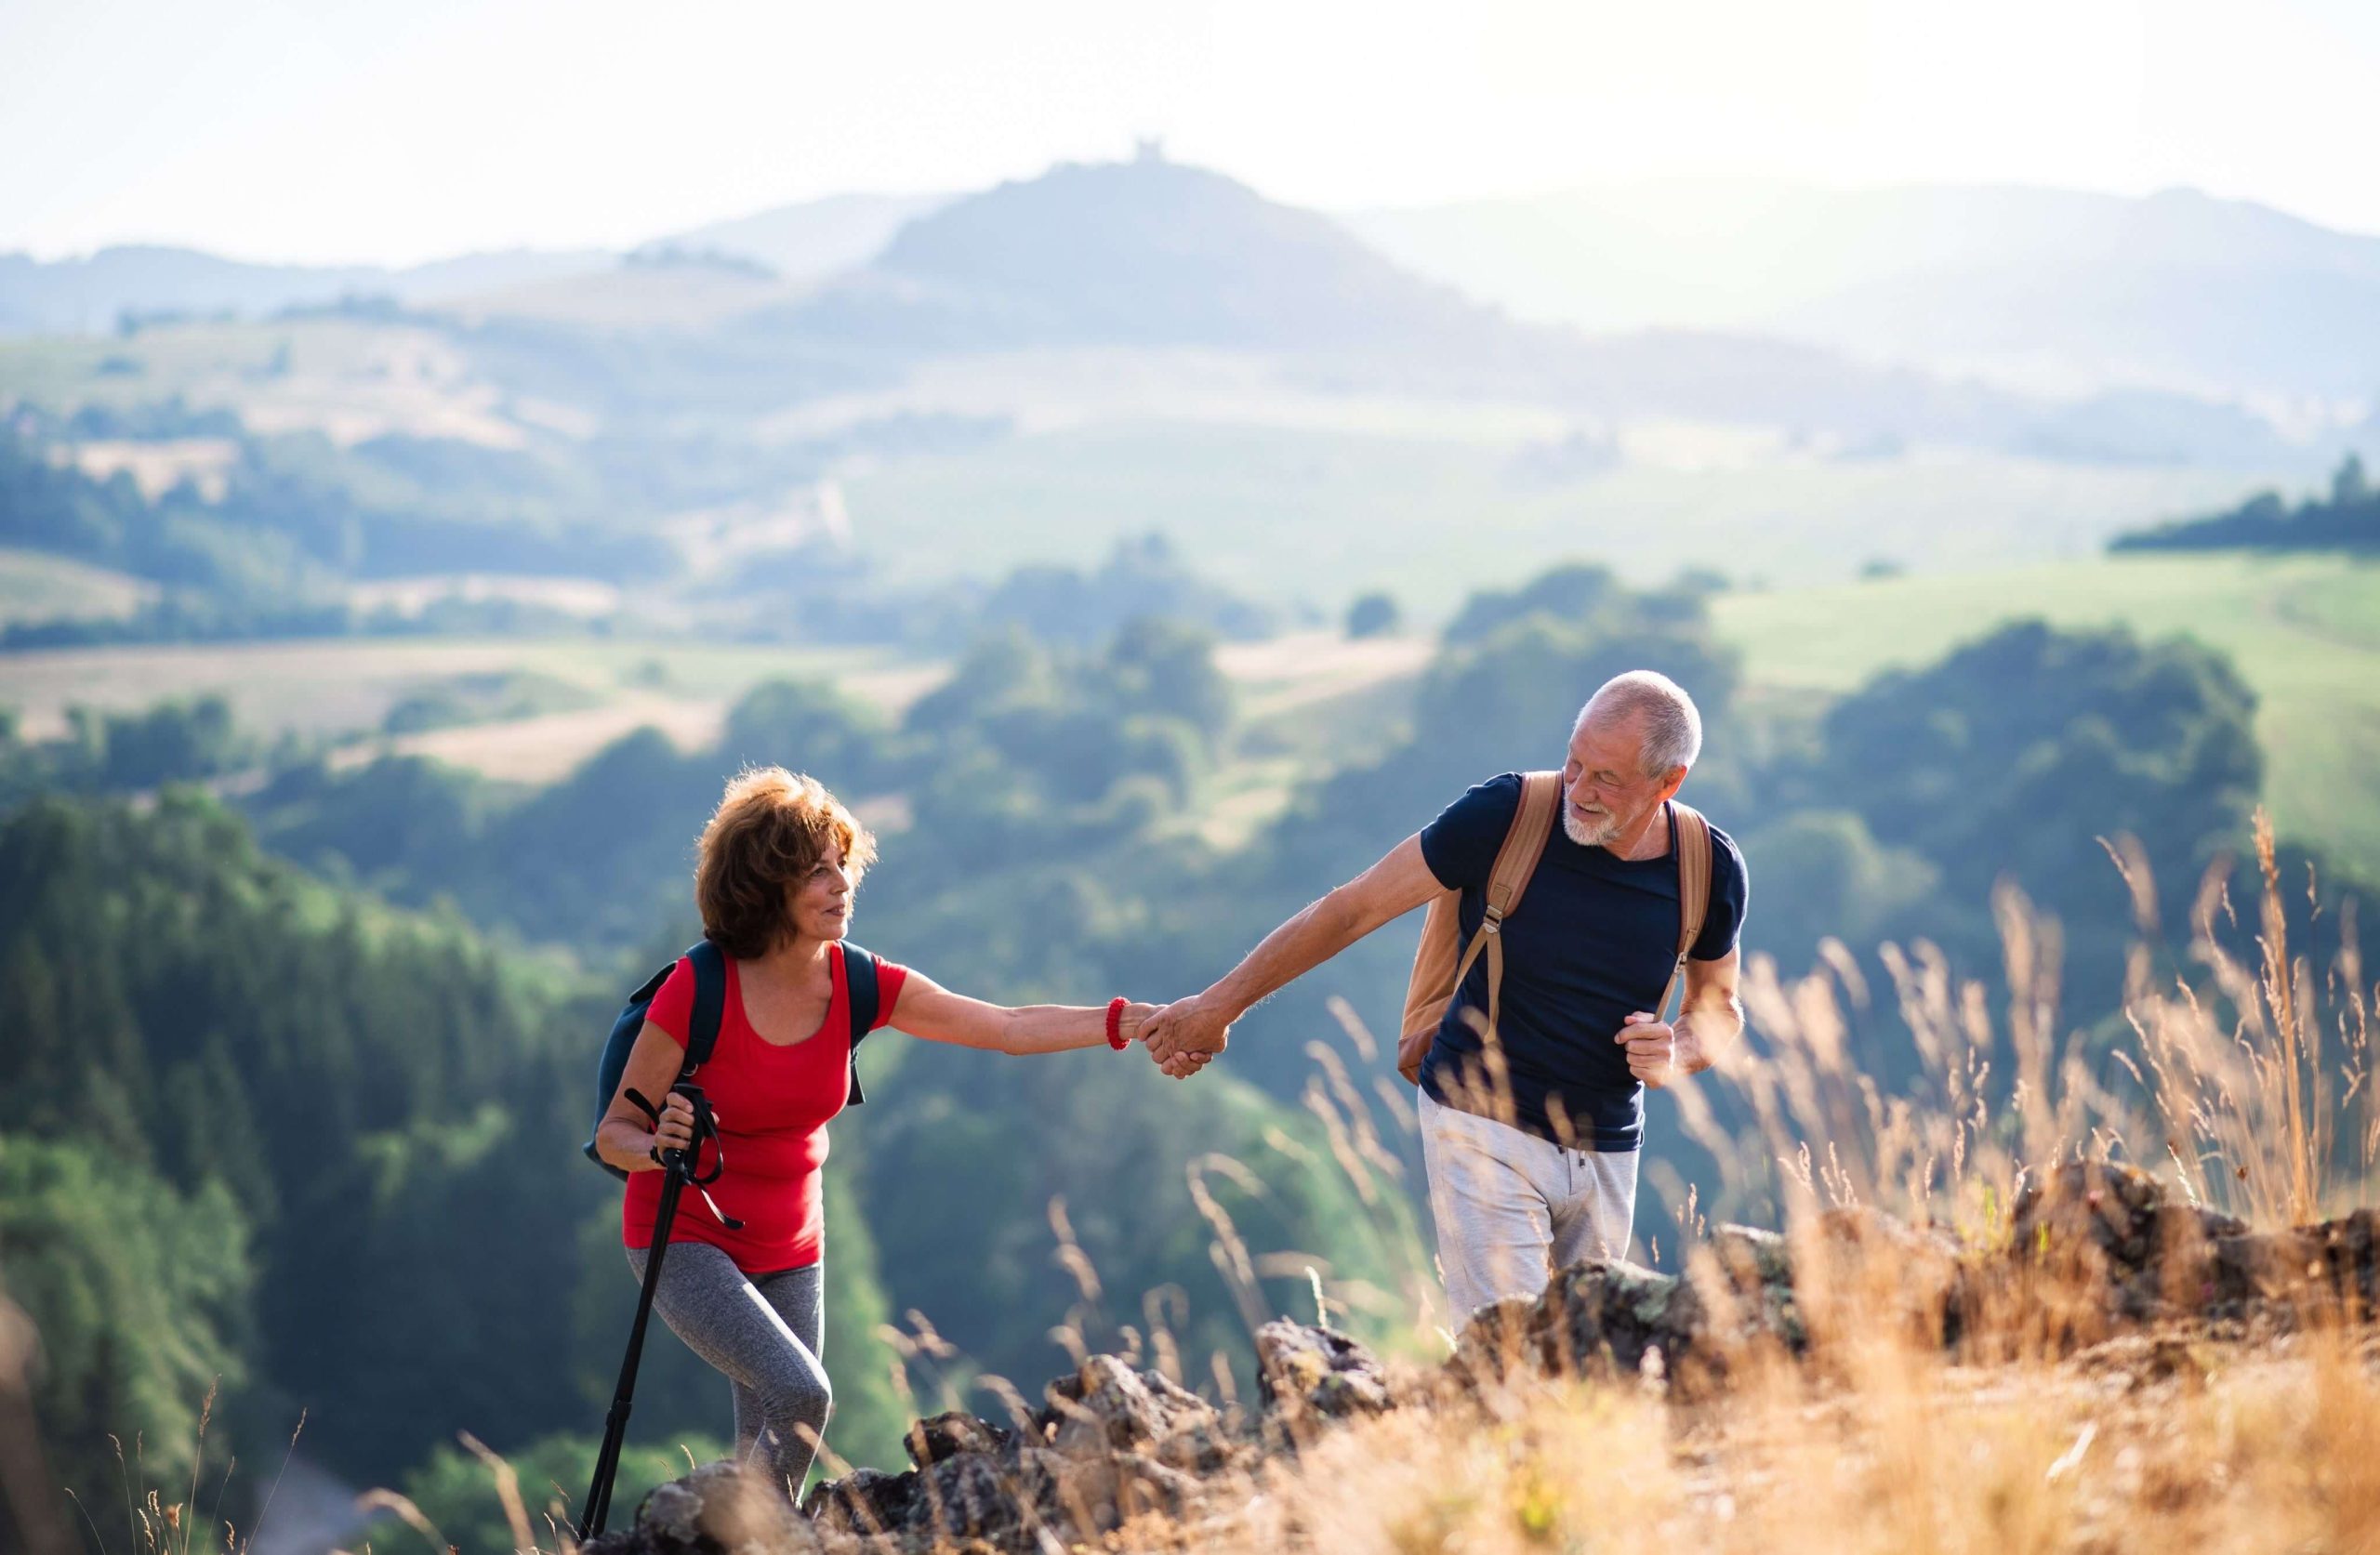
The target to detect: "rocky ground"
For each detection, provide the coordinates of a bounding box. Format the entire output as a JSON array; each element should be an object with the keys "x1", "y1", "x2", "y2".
[{"x1": 582, "y1": 1163, "x2": 2380, "y2": 1555}]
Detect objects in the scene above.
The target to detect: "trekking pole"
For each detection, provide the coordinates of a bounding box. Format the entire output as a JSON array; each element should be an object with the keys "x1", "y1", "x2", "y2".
[{"x1": 579, "y1": 1083, "x2": 734, "y2": 1541}]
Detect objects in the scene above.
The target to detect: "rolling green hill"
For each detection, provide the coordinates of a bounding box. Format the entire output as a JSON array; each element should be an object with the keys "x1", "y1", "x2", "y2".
[
  {"x1": 0, "y1": 547, "x2": 154, "y2": 626},
  {"x1": 1712, "y1": 552, "x2": 2380, "y2": 878},
  {"x1": 843, "y1": 420, "x2": 2293, "y2": 605}
]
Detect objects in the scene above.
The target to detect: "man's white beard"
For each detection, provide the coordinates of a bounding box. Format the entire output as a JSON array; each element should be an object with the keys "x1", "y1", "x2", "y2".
[{"x1": 1563, "y1": 805, "x2": 1619, "y2": 849}]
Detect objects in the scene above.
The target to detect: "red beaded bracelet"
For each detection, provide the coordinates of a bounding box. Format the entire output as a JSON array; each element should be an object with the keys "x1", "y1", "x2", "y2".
[{"x1": 1105, "y1": 996, "x2": 1129, "y2": 1050}]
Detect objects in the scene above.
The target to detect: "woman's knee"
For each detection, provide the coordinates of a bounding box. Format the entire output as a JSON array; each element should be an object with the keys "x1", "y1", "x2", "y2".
[
  {"x1": 756, "y1": 1362, "x2": 831, "y2": 1429},
  {"x1": 802, "y1": 1366, "x2": 834, "y2": 1427}
]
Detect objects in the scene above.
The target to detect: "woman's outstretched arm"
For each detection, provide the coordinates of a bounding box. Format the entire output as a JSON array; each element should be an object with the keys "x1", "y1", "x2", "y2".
[{"x1": 890, "y1": 971, "x2": 1156, "y2": 1056}]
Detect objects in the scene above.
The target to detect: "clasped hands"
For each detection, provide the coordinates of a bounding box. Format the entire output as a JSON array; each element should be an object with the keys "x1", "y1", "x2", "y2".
[
  {"x1": 1138, "y1": 1000, "x2": 1706, "y2": 1085},
  {"x1": 1137, "y1": 993, "x2": 1232, "y2": 1080}
]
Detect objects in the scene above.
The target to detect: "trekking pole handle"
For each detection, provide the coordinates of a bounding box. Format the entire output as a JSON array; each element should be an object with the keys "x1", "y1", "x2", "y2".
[{"x1": 660, "y1": 1081, "x2": 707, "y2": 1172}]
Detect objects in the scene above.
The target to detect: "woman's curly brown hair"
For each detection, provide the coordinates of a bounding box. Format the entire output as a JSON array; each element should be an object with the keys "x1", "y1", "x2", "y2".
[{"x1": 694, "y1": 767, "x2": 878, "y2": 958}]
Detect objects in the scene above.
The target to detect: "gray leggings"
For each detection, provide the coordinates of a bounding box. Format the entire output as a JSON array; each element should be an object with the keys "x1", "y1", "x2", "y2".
[{"x1": 624, "y1": 1244, "x2": 831, "y2": 1495}]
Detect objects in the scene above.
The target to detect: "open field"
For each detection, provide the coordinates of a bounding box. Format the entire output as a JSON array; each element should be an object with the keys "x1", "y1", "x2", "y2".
[
  {"x1": 1213, "y1": 631, "x2": 1432, "y2": 721},
  {"x1": 757, "y1": 345, "x2": 1580, "y2": 444},
  {"x1": 0, "y1": 635, "x2": 928, "y2": 751},
  {"x1": 1713, "y1": 551, "x2": 2380, "y2": 878},
  {"x1": 68, "y1": 436, "x2": 239, "y2": 498},
  {"x1": 0, "y1": 318, "x2": 529, "y2": 445},
  {"x1": 843, "y1": 419, "x2": 2302, "y2": 611},
  {"x1": 0, "y1": 627, "x2": 1439, "y2": 797},
  {"x1": 0, "y1": 547, "x2": 156, "y2": 626},
  {"x1": 341, "y1": 692, "x2": 748, "y2": 784}
]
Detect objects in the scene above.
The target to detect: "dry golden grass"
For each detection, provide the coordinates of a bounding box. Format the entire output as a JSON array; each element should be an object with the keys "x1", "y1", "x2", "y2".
[{"x1": 1137, "y1": 1329, "x2": 2380, "y2": 1555}]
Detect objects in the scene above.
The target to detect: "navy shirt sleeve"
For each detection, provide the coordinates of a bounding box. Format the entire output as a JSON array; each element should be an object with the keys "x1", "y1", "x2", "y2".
[
  {"x1": 1689, "y1": 823, "x2": 1749, "y2": 960},
  {"x1": 1418, "y1": 772, "x2": 1524, "y2": 891}
]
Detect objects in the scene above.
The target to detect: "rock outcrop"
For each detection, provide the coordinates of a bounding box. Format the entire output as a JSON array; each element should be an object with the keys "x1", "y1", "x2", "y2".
[
  {"x1": 1254, "y1": 1318, "x2": 1394, "y2": 1425},
  {"x1": 792, "y1": 1351, "x2": 1234, "y2": 1549},
  {"x1": 587, "y1": 1169, "x2": 2376, "y2": 1555},
  {"x1": 2003, "y1": 1160, "x2": 2378, "y2": 1329},
  {"x1": 1456, "y1": 1163, "x2": 2376, "y2": 1394}
]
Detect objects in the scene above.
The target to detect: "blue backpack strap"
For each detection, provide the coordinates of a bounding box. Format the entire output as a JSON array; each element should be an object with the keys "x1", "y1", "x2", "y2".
[
  {"x1": 683, "y1": 939, "x2": 728, "y2": 1074},
  {"x1": 842, "y1": 942, "x2": 880, "y2": 1106},
  {"x1": 584, "y1": 941, "x2": 726, "y2": 1180}
]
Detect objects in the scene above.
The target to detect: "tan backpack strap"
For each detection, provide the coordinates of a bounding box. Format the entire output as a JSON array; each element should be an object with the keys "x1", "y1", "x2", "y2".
[
  {"x1": 1462, "y1": 771, "x2": 1560, "y2": 1034},
  {"x1": 1417, "y1": 775, "x2": 1558, "y2": 1018},
  {"x1": 1397, "y1": 773, "x2": 1561, "y2": 1085},
  {"x1": 1657, "y1": 800, "x2": 1714, "y2": 1020},
  {"x1": 1488, "y1": 773, "x2": 1561, "y2": 928}
]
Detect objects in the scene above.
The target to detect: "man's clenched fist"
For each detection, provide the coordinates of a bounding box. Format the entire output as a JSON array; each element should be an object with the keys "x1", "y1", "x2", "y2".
[{"x1": 1617, "y1": 1011, "x2": 1676, "y2": 1088}]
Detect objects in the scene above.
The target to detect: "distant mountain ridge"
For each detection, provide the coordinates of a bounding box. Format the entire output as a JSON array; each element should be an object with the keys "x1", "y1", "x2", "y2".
[
  {"x1": 0, "y1": 192, "x2": 947, "y2": 336},
  {"x1": 778, "y1": 154, "x2": 1495, "y2": 351},
  {"x1": 760, "y1": 156, "x2": 2075, "y2": 445},
  {"x1": 0, "y1": 244, "x2": 615, "y2": 335},
  {"x1": 641, "y1": 192, "x2": 951, "y2": 280},
  {"x1": 1342, "y1": 181, "x2": 2380, "y2": 400},
  {"x1": 16, "y1": 176, "x2": 2380, "y2": 410},
  {"x1": 1, "y1": 161, "x2": 2345, "y2": 460}
]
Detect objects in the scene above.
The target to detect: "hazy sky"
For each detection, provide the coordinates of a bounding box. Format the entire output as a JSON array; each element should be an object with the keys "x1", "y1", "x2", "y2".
[{"x1": 5, "y1": 0, "x2": 2376, "y2": 266}]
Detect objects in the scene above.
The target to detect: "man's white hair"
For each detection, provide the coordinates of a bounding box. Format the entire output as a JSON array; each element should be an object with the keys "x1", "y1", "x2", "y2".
[{"x1": 1576, "y1": 670, "x2": 1702, "y2": 777}]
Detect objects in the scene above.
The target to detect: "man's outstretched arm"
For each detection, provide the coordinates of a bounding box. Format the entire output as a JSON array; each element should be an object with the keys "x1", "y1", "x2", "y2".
[{"x1": 1143, "y1": 833, "x2": 1442, "y2": 1077}]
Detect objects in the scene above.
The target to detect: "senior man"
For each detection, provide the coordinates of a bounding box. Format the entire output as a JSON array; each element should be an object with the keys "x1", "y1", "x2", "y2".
[{"x1": 1142, "y1": 670, "x2": 1748, "y2": 1320}]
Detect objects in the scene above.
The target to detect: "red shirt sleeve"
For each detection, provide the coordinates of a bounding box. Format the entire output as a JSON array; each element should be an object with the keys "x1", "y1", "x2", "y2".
[
  {"x1": 871, "y1": 960, "x2": 909, "y2": 1031},
  {"x1": 643, "y1": 957, "x2": 694, "y2": 1049}
]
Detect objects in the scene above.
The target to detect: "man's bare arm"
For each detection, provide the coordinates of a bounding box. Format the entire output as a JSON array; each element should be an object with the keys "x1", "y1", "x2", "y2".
[
  {"x1": 1673, "y1": 947, "x2": 1743, "y2": 1075},
  {"x1": 1616, "y1": 947, "x2": 1742, "y2": 1087},
  {"x1": 1142, "y1": 834, "x2": 1442, "y2": 1072}
]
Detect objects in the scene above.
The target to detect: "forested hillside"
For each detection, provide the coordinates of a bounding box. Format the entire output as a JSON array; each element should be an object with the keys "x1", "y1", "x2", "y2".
[{"x1": 0, "y1": 795, "x2": 629, "y2": 1496}]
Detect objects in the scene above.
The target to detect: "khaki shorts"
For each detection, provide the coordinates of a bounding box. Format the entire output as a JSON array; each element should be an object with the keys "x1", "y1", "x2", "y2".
[{"x1": 1419, "y1": 1087, "x2": 1639, "y2": 1324}]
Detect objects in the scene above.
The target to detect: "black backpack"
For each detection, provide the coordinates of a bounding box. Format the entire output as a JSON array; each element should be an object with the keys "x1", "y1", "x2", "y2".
[{"x1": 583, "y1": 939, "x2": 886, "y2": 1179}]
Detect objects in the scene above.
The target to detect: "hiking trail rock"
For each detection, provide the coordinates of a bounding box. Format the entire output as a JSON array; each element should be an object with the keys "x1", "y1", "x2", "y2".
[
  {"x1": 1450, "y1": 1169, "x2": 2373, "y2": 1387},
  {"x1": 786, "y1": 1344, "x2": 1285, "y2": 1552},
  {"x1": 1255, "y1": 1319, "x2": 1395, "y2": 1422},
  {"x1": 2007, "y1": 1161, "x2": 2377, "y2": 1332},
  {"x1": 1455, "y1": 1258, "x2": 1712, "y2": 1386}
]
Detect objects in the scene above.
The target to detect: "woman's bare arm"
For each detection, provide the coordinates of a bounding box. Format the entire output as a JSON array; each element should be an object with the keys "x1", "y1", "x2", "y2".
[
  {"x1": 594, "y1": 1021, "x2": 696, "y2": 1172},
  {"x1": 888, "y1": 973, "x2": 1155, "y2": 1056}
]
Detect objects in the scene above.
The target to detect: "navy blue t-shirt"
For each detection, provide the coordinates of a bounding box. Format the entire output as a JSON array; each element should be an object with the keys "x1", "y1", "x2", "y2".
[{"x1": 1417, "y1": 772, "x2": 1748, "y2": 1151}]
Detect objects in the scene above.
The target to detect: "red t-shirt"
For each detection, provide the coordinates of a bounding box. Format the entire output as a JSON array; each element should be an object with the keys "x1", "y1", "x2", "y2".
[{"x1": 622, "y1": 942, "x2": 908, "y2": 1272}]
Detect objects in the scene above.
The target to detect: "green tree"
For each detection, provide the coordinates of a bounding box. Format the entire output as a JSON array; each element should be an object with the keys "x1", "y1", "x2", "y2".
[
  {"x1": 2334, "y1": 452, "x2": 2370, "y2": 507},
  {"x1": 1441, "y1": 562, "x2": 1625, "y2": 645},
  {"x1": 1734, "y1": 810, "x2": 1943, "y2": 967},
  {"x1": 1344, "y1": 592, "x2": 1400, "y2": 639},
  {"x1": 1103, "y1": 617, "x2": 1234, "y2": 747},
  {"x1": 402, "y1": 1429, "x2": 729, "y2": 1555},
  {"x1": 719, "y1": 680, "x2": 891, "y2": 793},
  {"x1": 1804, "y1": 620, "x2": 2260, "y2": 919},
  {"x1": 0, "y1": 1138, "x2": 255, "y2": 1513}
]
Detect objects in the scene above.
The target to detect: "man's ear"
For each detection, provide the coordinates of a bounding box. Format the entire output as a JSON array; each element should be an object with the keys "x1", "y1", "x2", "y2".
[{"x1": 1655, "y1": 765, "x2": 1688, "y2": 805}]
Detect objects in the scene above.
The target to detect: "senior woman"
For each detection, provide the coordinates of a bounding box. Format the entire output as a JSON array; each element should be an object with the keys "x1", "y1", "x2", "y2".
[{"x1": 593, "y1": 765, "x2": 1155, "y2": 1496}]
